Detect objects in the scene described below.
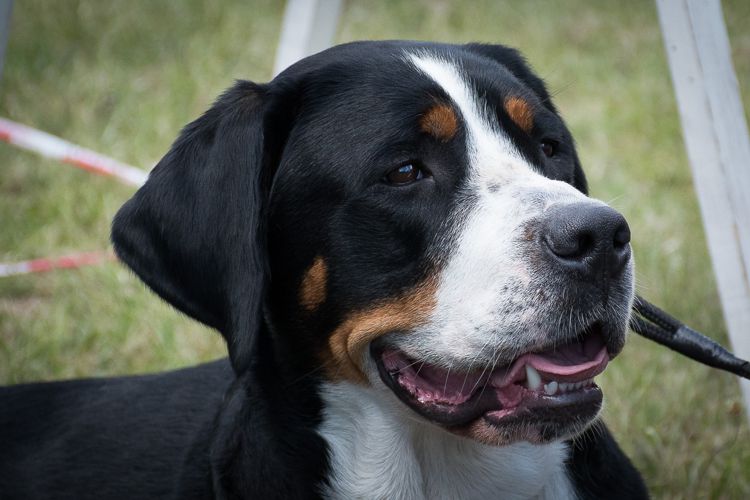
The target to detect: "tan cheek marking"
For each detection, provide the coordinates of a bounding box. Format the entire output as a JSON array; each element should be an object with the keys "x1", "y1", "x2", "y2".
[
  {"x1": 299, "y1": 257, "x2": 327, "y2": 312},
  {"x1": 452, "y1": 420, "x2": 513, "y2": 446},
  {"x1": 504, "y1": 96, "x2": 534, "y2": 133},
  {"x1": 325, "y1": 278, "x2": 438, "y2": 384},
  {"x1": 451, "y1": 419, "x2": 541, "y2": 446},
  {"x1": 419, "y1": 103, "x2": 458, "y2": 142}
]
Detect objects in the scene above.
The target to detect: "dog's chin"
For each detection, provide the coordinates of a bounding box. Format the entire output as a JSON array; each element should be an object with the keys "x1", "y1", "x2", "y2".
[
  {"x1": 371, "y1": 326, "x2": 613, "y2": 446},
  {"x1": 450, "y1": 400, "x2": 601, "y2": 446}
]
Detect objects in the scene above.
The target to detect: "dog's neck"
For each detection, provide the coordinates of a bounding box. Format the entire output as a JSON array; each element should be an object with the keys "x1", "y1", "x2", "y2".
[{"x1": 318, "y1": 381, "x2": 576, "y2": 500}]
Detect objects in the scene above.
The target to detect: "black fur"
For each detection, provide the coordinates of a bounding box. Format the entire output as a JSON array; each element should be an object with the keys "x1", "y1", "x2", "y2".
[
  {"x1": 0, "y1": 41, "x2": 647, "y2": 499},
  {"x1": 0, "y1": 361, "x2": 231, "y2": 499},
  {"x1": 567, "y1": 422, "x2": 649, "y2": 499}
]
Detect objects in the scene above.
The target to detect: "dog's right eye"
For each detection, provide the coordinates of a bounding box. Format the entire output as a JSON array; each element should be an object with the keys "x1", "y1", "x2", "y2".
[{"x1": 384, "y1": 163, "x2": 427, "y2": 186}]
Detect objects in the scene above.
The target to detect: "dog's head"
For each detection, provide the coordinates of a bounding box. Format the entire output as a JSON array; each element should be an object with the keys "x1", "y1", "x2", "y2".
[{"x1": 113, "y1": 41, "x2": 634, "y2": 447}]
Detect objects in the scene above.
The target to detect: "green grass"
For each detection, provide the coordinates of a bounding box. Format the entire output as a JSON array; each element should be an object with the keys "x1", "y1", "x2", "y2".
[{"x1": 1, "y1": 0, "x2": 749, "y2": 497}]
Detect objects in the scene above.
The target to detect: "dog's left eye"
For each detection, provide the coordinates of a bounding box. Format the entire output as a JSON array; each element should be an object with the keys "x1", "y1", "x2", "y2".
[
  {"x1": 384, "y1": 163, "x2": 426, "y2": 185},
  {"x1": 541, "y1": 139, "x2": 558, "y2": 158}
]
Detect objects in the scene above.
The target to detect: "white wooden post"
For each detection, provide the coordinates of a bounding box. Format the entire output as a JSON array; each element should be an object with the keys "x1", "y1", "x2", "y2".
[
  {"x1": 656, "y1": 0, "x2": 750, "y2": 417},
  {"x1": 273, "y1": 0, "x2": 342, "y2": 77}
]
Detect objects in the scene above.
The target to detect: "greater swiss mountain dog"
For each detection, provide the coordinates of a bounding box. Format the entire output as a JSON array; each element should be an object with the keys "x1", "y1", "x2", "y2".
[{"x1": 0, "y1": 41, "x2": 649, "y2": 499}]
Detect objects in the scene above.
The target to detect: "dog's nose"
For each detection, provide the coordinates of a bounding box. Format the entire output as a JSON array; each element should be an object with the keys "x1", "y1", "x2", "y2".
[{"x1": 541, "y1": 202, "x2": 631, "y2": 279}]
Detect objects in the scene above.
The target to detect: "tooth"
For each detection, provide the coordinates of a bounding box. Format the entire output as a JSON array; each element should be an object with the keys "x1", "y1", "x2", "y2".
[
  {"x1": 525, "y1": 365, "x2": 542, "y2": 390},
  {"x1": 544, "y1": 381, "x2": 558, "y2": 395}
]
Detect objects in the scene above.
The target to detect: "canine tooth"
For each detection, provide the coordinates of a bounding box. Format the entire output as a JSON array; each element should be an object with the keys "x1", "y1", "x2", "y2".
[
  {"x1": 543, "y1": 381, "x2": 558, "y2": 395},
  {"x1": 525, "y1": 365, "x2": 542, "y2": 390}
]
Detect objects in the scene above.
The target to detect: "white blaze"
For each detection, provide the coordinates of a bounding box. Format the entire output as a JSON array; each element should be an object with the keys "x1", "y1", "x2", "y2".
[{"x1": 404, "y1": 53, "x2": 601, "y2": 368}]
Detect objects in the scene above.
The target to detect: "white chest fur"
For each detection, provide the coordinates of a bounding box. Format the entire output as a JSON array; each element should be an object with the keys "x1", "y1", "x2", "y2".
[{"x1": 318, "y1": 382, "x2": 577, "y2": 500}]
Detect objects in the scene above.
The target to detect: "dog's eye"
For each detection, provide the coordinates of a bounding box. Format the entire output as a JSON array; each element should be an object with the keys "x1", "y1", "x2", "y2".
[
  {"x1": 541, "y1": 139, "x2": 558, "y2": 158},
  {"x1": 385, "y1": 163, "x2": 426, "y2": 185}
]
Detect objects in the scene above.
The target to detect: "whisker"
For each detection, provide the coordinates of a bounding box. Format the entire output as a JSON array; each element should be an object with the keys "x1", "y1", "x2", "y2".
[
  {"x1": 283, "y1": 362, "x2": 329, "y2": 388},
  {"x1": 604, "y1": 193, "x2": 626, "y2": 207},
  {"x1": 443, "y1": 360, "x2": 454, "y2": 396},
  {"x1": 414, "y1": 361, "x2": 427, "y2": 379},
  {"x1": 394, "y1": 358, "x2": 426, "y2": 375}
]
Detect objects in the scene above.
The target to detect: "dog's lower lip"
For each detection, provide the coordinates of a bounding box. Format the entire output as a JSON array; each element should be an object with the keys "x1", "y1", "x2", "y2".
[{"x1": 371, "y1": 332, "x2": 608, "y2": 429}]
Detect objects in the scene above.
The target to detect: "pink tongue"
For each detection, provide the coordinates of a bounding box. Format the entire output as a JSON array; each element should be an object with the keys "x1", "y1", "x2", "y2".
[
  {"x1": 490, "y1": 334, "x2": 608, "y2": 386},
  {"x1": 525, "y1": 334, "x2": 606, "y2": 376}
]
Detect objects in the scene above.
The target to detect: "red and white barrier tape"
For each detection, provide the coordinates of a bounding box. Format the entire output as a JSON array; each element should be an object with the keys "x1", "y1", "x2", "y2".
[
  {"x1": 0, "y1": 251, "x2": 115, "y2": 277},
  {"x1": 0, "y1": 117, "x2": 148, "y2": 187},
  {"x1": 0, "y1": 119, "x2": 145, "y2": 277}
]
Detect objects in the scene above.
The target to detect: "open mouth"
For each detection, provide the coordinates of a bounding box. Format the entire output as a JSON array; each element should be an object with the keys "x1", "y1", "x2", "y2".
[{"x1": 372, "y1": 326, "x2": 609, "y2": 436}]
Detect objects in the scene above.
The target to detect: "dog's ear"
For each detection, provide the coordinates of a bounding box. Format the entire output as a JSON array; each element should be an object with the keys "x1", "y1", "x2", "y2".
[
  {"x1": 464, "y1": 43, "x2": 589, "y2": 194},
  {"x1": 112, "y1": 80, "x2": 280, "y2": 373}
]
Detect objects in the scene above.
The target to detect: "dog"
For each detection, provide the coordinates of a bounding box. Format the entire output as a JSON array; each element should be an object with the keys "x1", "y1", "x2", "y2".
[{"x1": 0, "y1": 41, "x2": 649, "y2": 499}]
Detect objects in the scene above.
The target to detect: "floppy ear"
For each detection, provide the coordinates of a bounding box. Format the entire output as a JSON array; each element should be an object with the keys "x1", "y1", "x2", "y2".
[
  {"x1": 464, "y1": 43, "x2": 589, "y2": 194},
  {"x1": 112, "y1": 81, "x2": 275, "y2": 373}
]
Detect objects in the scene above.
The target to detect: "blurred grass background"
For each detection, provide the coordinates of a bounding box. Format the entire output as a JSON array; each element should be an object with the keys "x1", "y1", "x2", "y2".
[{"x1": 0, "y1": 0, "x2": 748, "y2": 497}]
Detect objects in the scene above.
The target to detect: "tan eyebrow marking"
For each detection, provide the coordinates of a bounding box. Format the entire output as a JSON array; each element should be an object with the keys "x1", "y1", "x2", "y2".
[
  {"x1": 419, "y1": 103, "x2": 459, "y2": 142},
  {"x1": 504, "y1": 96, "x2": 534, "y2": 133},
  {"x1": 300, "y1": 256, "x2": 328, "y2": 312}
]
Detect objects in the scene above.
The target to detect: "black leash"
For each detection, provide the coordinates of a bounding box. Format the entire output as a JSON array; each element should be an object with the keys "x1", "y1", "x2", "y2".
[{"x1": 630, "y1": 295, "x2": 750, "y2": 380}]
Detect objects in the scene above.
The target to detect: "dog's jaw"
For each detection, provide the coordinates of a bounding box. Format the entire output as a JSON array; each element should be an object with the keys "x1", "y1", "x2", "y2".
[{"x1": 370, "y1": 328, "x2": 611, "y2": 446}]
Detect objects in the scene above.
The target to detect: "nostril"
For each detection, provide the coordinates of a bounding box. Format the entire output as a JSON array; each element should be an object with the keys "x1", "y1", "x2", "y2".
[
  {"x1": 544, "y1": 228, "x2": 595, "y2": 260},
  {"x1": 578, "y1": 232, "x2": 595, "y2": 256},
  {"x1": 613, "y1": 222, "x2": 631, "y2": 250}
]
